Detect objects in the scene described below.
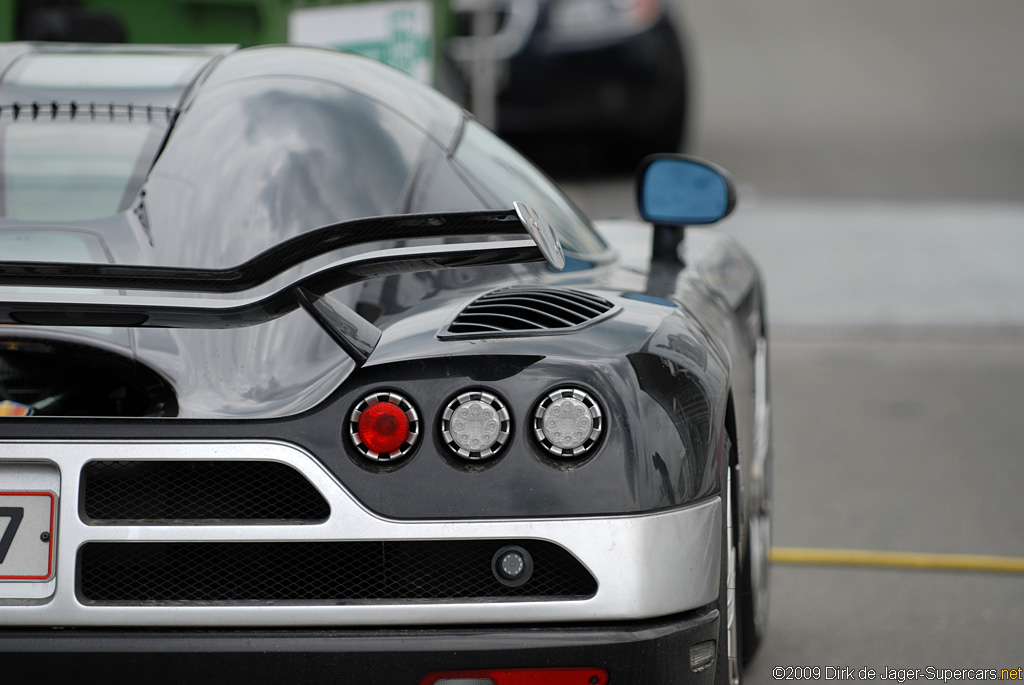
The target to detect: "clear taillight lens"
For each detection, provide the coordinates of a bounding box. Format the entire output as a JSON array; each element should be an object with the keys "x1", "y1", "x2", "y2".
[
  {"x1": 441, "y1": 390, "x2": 511, "y2": 460},
  {"x1": 533, "y1": 387, "x2": 604, "y2": 458}
]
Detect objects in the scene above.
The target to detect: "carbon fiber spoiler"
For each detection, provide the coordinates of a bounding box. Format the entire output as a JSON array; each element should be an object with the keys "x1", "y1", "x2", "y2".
[{"x1": 0, "y1": 203, "x2": 564, "y2": 364}]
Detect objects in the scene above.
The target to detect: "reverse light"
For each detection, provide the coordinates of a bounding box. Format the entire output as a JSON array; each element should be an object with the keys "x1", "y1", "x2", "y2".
[
  {"x1": 533, "y1": 388, "x2": 603, "y2": 458},
  {"x1": 349, "y1": 391, "x2": 420, "y2": 462},
  {"x1": 420, "y1": 668, "x2": 609, "y2": 685},
  {"x1": 441, "y1": 390, "x2": 511, "y2": 460}
]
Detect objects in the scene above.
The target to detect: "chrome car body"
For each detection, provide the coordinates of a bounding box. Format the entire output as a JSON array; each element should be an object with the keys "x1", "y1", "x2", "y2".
[{"x1": 0, "y1": 43, "x2": 768, "y2": 684}]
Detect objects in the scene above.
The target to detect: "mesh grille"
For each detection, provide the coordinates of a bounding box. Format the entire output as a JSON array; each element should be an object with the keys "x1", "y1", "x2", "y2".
[
  {"x1": 444, "y1": 287, "x2": 616, "y2": 337},
  {"x1": 78, "y1": 540, "x2": 597, "y2": 603},
  {"x1": 81, "y1": 461, "x2": 330, "y2": 523}
]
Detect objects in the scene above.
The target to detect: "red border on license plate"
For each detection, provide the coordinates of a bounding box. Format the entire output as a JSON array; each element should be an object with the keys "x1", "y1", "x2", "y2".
[{"x1": 0, "y1": 491, "x2": 56, "y2": 581}]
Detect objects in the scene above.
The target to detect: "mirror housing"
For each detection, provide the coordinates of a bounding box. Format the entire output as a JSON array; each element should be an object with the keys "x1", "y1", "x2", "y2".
[{"x1": 636, "y1": 154, "x2": 736, "y2": 226}]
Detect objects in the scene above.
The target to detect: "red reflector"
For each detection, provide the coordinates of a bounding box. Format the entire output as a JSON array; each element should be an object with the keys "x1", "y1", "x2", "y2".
[
  {"x1": 357, "y1": 401, "x2": 409, "y2": 454},
  {"x1": 420, "y1": 668, "x2": 609, "y2": 685}
]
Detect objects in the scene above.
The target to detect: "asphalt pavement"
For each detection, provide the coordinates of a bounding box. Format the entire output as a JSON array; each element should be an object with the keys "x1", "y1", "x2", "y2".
[
  {"x1": 679, "y1": 0, "x2": 1024, "y2": 203},
  {"x1": 560, "y1": 0, "x2": 1024, "y2": 677}
]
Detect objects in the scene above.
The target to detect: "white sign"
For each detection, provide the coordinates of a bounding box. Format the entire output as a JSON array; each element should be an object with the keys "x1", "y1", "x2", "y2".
[
  {"x1": 0, "y1": 492, "x2": 55, "y2": 582},
  {"x1": 289, "y1": 1, "x2": 434, "y2": 83}
]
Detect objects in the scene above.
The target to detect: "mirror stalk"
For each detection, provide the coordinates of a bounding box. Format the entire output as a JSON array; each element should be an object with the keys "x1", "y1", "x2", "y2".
[{"x1": 652, "y1": 224, "x2": 686, "y2": 267}]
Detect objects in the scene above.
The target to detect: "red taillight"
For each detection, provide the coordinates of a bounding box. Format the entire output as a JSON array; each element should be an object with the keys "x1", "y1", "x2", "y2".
[
  {"x1": 357, "y1": 400, "x2": 409, "y2": 453},
  {"x1": 419, "y1": 669, "x2": 609, "y2": 685}
]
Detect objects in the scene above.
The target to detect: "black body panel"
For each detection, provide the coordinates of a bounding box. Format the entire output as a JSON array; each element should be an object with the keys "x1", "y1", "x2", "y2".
[
  {"x1": 0, "y1": 260, "x2": 738, "y2": 519},
  {"x1": 0, "y1": 345, "x2": 720, "y2": 519}
]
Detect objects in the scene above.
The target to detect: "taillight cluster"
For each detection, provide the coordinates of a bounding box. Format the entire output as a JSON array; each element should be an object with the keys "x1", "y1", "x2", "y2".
[{"x1": 348, "y1": 387, "x2": 603, "y2": 465}]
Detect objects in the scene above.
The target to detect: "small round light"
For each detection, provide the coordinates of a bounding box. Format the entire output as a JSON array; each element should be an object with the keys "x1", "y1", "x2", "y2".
[
  {"x1": 533, "y1": 388, "x2": 603, "y2": 458},
  {"x1": 491, "y1": 545, "x2": 533, "y2": 587},
  {"x1": 498, "y1": 550, "x2": 526, "y2": 579},
  {"x1": 349, "y1": 391, "x2": 419, "y2": 462},
  {"x1": 441, "y1": 391, "x2": 511, "y2": 460}
]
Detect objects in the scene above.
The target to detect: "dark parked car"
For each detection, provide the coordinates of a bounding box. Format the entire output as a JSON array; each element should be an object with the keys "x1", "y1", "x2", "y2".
[
  {"x1": 448, "y1": 0, "x2": 689, "y2": 169},
  {"x1": 0, "y1": 43, "x2": 768, "y2": 685}
]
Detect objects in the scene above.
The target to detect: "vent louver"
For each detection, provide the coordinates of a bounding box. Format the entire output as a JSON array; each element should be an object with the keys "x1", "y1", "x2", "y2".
[{"x1": 442, "y1": 287, "x2": 617, "y2": 338}]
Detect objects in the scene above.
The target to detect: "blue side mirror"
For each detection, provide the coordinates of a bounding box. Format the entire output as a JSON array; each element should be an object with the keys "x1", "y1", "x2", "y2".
[{"x1": 636, "y1": 155, "x2": 736, "y2": 226}]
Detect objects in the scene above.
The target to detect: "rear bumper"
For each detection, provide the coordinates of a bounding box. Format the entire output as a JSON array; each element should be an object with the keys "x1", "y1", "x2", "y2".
[
  {"x1": 0, "y1": 607, "x2": 720, "y2": 684},
  {"x1": 2, "y1": 441, "x2": 721, "y2": 628}
]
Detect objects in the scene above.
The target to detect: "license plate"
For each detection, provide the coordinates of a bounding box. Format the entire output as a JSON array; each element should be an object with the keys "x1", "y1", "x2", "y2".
[{"x1": 0, "y1": 492, "x2": 56, "y2": 581}]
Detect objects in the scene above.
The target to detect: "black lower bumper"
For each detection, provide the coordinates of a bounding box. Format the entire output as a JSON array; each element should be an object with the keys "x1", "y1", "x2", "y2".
[{"x1": 2, "y1": 607, "x2": 719, "y2": 685}]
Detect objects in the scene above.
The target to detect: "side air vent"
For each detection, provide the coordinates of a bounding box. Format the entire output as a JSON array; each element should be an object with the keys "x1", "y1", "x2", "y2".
[{"x1": 441, "y1": 287, "x2": 617, "y2": 338}]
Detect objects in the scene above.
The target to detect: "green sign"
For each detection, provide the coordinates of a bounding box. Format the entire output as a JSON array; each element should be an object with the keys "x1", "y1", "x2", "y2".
[{"x1": 289, "y1": 1, "x2": 434, "y2": 82}]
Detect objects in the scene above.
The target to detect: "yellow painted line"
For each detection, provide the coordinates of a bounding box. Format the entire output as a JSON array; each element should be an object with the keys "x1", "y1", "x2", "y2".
[{"x1": 770, "y1": 547, "x2": 1024, "y2": 575}]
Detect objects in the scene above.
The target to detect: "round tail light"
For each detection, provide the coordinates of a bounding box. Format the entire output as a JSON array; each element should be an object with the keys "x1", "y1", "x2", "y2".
[
  {"x1": 441, "y1": 390, "x2": 511, "y2": 460},
  {"x1": 533, "y1": 388, "x2": 603, "y2": 458},
  {"x1": 349, "y1": 391, "x2": 419, "y2": 462}
]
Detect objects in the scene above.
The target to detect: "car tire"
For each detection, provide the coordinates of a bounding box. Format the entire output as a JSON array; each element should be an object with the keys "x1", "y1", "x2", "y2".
[
  {"x1": 611, "y1": 24, "x2": 690, "y2": 171},
  {"x1": 716, "y1": 438, "x2": 743, "y2": 685},
  {"x1": 608, "y1": 119, "x2": 684, "y2": 174},
  {"x1": 739, "y1": 489, "x2": 770, "y2": 662},
  {"x1": 740, "y1": 336, "x2": 771, "y2": 663},
  {"x1": 641, "y1": 78, "x2": 689, "y2": 155},
  {"x1": 608, "y1": 86, "x2": 687, "y2": 173}
]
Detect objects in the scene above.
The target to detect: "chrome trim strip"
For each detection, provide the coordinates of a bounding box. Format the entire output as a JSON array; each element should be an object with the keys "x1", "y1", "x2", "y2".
[{"x1": 0, "y1": 441, "x2": 720, "y2": 627}]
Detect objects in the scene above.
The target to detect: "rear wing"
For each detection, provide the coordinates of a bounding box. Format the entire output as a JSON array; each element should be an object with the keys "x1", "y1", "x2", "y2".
[{"x1": 0, "y1": 202, "x2": 564, "y2": 364}]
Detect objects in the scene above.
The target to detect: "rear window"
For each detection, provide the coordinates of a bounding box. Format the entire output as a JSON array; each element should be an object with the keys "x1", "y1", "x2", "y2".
[
  {"x1": 452, "y1": 120, "x2": 607, "y2": 256},
  {"x1": 11, "y1": 54, "x2": 208, "y2": 91},
  {"x1": 2, "y1": 121, "x2": 154, "y2": 221},
  {"x1": 0, "y1": 51, "x2": 211, "y2": 222},
  {"x1": 0, "y1": 229, "x2": 107, "y2": 262}
]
